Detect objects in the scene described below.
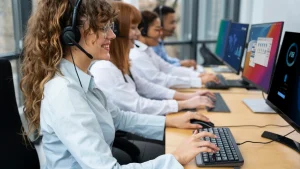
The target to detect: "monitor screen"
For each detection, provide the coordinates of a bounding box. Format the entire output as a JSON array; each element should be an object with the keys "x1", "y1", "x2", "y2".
[
  {"x1": 267, "y1": 32, "x2": 300, "y2": 133},
  {"x1": 215, "y1": 20, "x2": 231, "y2": 60},
  {"x1": 242, "y1": 22, "x2": 284, "y2": 93},
  {"x1": 223, "y1": 22, "x2": 249, "y2": 74}
]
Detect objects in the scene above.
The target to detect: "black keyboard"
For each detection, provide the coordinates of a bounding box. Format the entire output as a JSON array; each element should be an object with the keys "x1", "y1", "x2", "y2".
[
  {"x1": 207, "y1": 93, "x2": 230, "y2": 112},
  {"x1": 195, "y1": 128, "x2": 244, "y2": 167},
  {"x1": 206, "y1": 74, "x2": 230, "y2": 89}
]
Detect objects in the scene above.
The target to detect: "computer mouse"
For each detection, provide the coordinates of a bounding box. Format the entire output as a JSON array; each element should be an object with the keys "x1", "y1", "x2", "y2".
[{"x1": 190, "y1": 119, "x2": 215, "y2": 128}]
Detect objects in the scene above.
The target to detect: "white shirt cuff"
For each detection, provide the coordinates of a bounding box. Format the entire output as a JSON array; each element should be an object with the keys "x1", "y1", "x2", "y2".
[
  {"x1": 190, "y1": 77, "x2": 202, "y2": 88},
  {"x1": 166, "y1": 89, "x2": 176, "y2": 99},
  {"x1": 167, "y1": 100, "x2": 179, "y2": 113}
]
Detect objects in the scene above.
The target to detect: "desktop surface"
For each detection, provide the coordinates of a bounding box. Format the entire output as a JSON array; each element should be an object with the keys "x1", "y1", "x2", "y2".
[
  {"x1": 223, "y1": 23, "x2": 249, "y2": 74},
  {"x1": 166, "y1": 92, "x2": 300, "y2": 169},
  {"x1": 267, "y1": 32, "x2": 300, "y2": 132},
  {"x1": 242, "y1": 22, "x2": 284, "y2": 93},
  {"x1": 215, "y1": 20, "x2": 231, "y2": 60}
]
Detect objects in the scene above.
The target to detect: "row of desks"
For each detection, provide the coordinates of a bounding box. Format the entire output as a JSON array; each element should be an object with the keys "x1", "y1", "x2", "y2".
[{"x1": 166, "y1": 69, "x2": 300, "y2": 169}]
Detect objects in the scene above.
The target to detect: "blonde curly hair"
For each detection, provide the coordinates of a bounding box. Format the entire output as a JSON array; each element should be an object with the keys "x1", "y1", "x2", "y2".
[{"x1": 20, "y1": 0, "x2": 117, "y2": 136}]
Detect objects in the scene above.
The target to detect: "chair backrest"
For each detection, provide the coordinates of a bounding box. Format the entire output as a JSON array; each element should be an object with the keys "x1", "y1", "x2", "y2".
[
  {"x1": 200, "y1": 44, "x2": 224, "y2": 66},
  {"x1": 0, "y1": 59, "x2": 40, "y2": 169}
]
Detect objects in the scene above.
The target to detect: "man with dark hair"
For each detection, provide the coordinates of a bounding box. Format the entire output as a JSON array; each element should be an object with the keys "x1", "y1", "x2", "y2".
[{"x1": 152, "y1": 5, "x2": 199, "y2": 70}]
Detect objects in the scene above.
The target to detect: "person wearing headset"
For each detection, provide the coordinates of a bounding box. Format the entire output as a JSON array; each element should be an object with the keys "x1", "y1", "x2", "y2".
[
  {"x1": 20, "y1": 0, "x2": 219, "y2": 168},
  {"x1": 129, "y1": 10, "x2": 220, "y2": 89},
  {"x1": 90, "y1": 2, "x2": 215, "y2": 116},
  {"x1": 152, "y1": 5, "x2": 199, "y2": 70}
]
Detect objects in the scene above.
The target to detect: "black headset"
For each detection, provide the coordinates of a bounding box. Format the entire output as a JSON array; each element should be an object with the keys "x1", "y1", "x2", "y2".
[
  {"x1": 61, "y1": 0, "x2": 93, "y2": 59},
  {"x1": 140, "y1": 13, "x2": 149, "y2": 37},
  {"x1": 112, "y1": 20, "x2": 120, "y2": 37},
  {"x1": 158, "y1": 5, "x2": 164, "y2": 28},
  {"x1": 61, "y1": 0, "x2": 81, "y2": 47}
]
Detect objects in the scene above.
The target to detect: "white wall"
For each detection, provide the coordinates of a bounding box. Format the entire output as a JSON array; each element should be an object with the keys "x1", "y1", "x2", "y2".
[{"x1": 240, "y1": 0, "x2": 300, "y2": 40}]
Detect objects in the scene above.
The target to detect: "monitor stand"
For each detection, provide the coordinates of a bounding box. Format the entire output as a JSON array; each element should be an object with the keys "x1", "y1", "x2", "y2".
[
  {"x1": 262, "y1": 131, "x2": 300, "y2": 153},
  {"x1": 243, "y1": 98, "x2": 276, "y2": 113}
]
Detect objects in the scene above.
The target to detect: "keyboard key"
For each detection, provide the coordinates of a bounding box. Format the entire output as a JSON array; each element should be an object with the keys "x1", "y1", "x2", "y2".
[{"x1": 216, "y1": 157, "x2": 222, "y2": 161}]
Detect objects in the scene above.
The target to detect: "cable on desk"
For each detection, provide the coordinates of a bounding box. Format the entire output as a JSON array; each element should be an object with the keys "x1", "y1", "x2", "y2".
[
  {"x1": 237, "y1": 130, "x2": 295, "y2": 146},
  {"x1": 216, "y1": 124, "x2": 290, "y2": 128}
]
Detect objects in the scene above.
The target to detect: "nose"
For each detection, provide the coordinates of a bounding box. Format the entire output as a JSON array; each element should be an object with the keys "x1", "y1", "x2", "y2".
[{"x1": 106, "y1": 28, "x2": 116, "y2": 40}]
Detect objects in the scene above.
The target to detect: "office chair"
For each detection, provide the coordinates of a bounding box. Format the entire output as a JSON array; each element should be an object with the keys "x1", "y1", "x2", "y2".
[
  {"x1": 0, "y1": 58, "x2": 40, "y2": 169},
  {"x1": 200, "y1": 43, "x2": 223, "y2": 66}
]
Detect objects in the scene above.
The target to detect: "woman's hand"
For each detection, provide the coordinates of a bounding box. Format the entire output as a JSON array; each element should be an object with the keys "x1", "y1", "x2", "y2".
[
  {"x1": 178, "y1": 95, "x2": 214, "y2": 110},
  {"x1": 191, "y1": 90, "x2": 216, "y2": 101},
  {"x1": 199, "y1": 73, "x2": 220, "y2": 84},
  {"x1": 166, "y1": 111, "x2": 211, "y2": 129},
  {"x1": 171, "y1": 130, "x2": 219, "y2": 165}
]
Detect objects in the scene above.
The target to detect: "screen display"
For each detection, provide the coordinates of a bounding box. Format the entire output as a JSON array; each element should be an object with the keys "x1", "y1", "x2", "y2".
[
  {"x1": 267, "y1": 32, "x2": 300, "y2": 132},
  {"x1": 215, "y1": 20, "x2": 231, "y2": 59},
  {"x1": 223, "y1": 23, "x2": 249, "y2": 73},
  {"x1": 242, "y1": 22, "x2": 283, "y2": 92}
]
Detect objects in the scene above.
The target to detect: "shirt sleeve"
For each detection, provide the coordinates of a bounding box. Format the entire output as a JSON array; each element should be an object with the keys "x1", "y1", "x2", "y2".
[
  {"x1": 43, "y1": 82, "x2": 183, "y2": 169},
  {"x1": 150, "y1": 49, "x2": 200, "y2": 78},
  {"x1": 90, "y1": 62, "x2": 178, "y2": 115},
  {"x1": 152, "y1": 45, "x2": 181, "y2": 66},
  {"x1": 132, "y1": 72, "x2": 175, "y2": 100},
  {"x1": 130, "y1": 51, "x2": 202, "y2": 88}
]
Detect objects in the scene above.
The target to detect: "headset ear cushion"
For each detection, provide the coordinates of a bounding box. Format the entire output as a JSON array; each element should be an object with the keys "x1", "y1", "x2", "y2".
[
  {"x1": 113, "y1": 21, "x2": 120, "y2": 37},
  {"x1": 61, "y1": 26, "x2": 81, "y2": 46},
  {"x1": 140, "y1": 27, "x2": 147, "y2": 36}
]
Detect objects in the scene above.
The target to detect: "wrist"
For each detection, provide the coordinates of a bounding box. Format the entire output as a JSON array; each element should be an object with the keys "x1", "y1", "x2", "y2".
[
  {"x1": 165, "y1": 116, "x2": 176, "y2": 128},
  {"x1": 171, "y1": 152, "x2": 181, "y2": 163},
  {"x1": 177, "y1": 100, "x2": 187, "y2": 110}
]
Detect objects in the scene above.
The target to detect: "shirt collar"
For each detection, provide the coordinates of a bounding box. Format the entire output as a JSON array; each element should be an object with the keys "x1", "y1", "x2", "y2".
[
  {"x1": 59, "y1": 59, "x2": 93, "y2": 93},
  {"x1": 134, "y1": 40, "x2": 148, "y2": 52}
]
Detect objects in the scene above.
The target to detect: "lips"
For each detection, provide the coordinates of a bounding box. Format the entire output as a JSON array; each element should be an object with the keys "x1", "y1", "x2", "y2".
[{"x1": 101, "y1": 44, "x2": 110, "y2": 51}]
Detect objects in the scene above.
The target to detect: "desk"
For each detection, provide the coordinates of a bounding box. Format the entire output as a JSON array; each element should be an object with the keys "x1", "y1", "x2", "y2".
[
  {"x1": 174, "y1": 68, "x2": 255, "y2": 94},
  {"x1": 165, "y1": 93, "x2": 300, "y2": 169}
]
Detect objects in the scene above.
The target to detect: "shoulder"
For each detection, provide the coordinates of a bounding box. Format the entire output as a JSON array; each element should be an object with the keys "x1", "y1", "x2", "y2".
[
  {"x1": 90, "y1": 61, "x2": 122, "y2": 77},
  {"x1": 44, "y1": 74, "x2": 79, "y2": 102}
]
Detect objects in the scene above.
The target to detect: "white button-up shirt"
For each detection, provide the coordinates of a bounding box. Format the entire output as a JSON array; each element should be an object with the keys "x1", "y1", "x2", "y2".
[
  {"x1": 90, "y1": 60, "x2": 178, "y2": 115},
  {"x1": 40, "y1": 59, "x2": 183, "y2": 169},
  {"x1": 129, "y1": 40, "x2": 202, "y2": 88}
]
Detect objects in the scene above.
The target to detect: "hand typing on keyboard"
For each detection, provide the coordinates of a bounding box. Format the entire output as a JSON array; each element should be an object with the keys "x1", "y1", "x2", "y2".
[
  {"x1": 199, "y1": 73, "x2": 220, "y2": 84},
  {"x1": 193, "y1": 90, "x2": 216, "y2": 101},
  {"x1": 171, "y1": 130, "x2": 220, "y2": 165},
  {"x1": 178, "y1": 96, "x2": 215, "y2": 110}
]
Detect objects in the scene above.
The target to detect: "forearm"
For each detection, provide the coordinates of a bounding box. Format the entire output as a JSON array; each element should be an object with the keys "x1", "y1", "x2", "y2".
[{"x1": 173, "y1": 91, "x2": 194, "y2": 100}]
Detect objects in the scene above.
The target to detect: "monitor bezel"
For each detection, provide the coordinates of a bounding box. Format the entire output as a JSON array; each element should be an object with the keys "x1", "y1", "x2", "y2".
[
  {"x1": 266, "y1": 31, "x2": 300, "y2": 134},
  {"x1": 241, "y1": 21, "x2": 284, "y2": 93},
  {"x1": 214, "y1": 19, "x2": 232, "y2": 62},
  {"x1": 222, "y1": 22, "x2": 249, "y2": 75},
  {"x1": 266, "y1": 99, "x2": 300, "y2": 134}
]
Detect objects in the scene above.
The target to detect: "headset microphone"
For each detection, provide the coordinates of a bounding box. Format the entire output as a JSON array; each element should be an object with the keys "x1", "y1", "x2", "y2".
[{"x1": 65, "y1": 34, "x2": 93, "y2": 59}]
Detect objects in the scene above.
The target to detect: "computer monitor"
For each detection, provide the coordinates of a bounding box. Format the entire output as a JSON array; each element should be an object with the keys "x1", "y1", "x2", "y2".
[
  {"x1": 222, "y1": 22, "x2": 249, "y2": 74},
  {"x1": 215, "y1": 19, "x2": 231, "y2": 61},
  {"x1": 242, "y1": 22, "x2": 284, "y2": 113},
  {"x1": 265, "y1": 31, "x2": 300, "y2": 152}
]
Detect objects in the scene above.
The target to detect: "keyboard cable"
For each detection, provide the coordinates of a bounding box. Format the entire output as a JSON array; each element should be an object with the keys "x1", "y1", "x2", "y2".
[{"x1": 237, "y1": 130, "x2": 295, "y2": 145}]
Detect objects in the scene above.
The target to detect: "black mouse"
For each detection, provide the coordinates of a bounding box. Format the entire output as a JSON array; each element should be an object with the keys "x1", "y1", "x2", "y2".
[{"x1": 190, "y1": 119, "x2": 215, "y2": 128}]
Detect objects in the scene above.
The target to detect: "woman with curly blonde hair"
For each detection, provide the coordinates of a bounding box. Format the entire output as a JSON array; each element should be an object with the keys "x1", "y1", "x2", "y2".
[{"x1": 21, "y1": 0, "x2": 219, "y2": 168}]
